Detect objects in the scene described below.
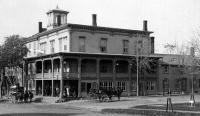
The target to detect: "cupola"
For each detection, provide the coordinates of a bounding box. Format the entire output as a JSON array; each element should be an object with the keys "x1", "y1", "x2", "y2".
[{"x1": 46, "y1": 6, "x2": 69, "y2": 30}]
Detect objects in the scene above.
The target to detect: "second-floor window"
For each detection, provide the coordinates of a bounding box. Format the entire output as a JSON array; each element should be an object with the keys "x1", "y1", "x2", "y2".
[
  {"x1": 162, "y1": 65, "x2": 169, "y2": 74},
  {"x1": 100, "y1": 38, "x2": 107, "y2": 53},
  {"x1": 59, "y1": 38, "x2": 62, "y2": 52},
  {"x1": 50, "y1": 40, "x2": 55, "y2": 53},
  {"x1": 136, "y1": 40, "x2": 143, "y2": 54},
  {"x1": 40, "y1": 42, "x2": 47, "y2": 54},
  {"x1": 123, "y1": 40, "x2": 129, "y2": 54},
  {"x1": 28, "y1": 43, "x2": 31, "y2": 56},
  {"x1": 79, "y1": 36, "x2": 86, "y2": 52}
]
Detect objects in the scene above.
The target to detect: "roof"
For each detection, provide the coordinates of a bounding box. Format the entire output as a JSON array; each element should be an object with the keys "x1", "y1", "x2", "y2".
[
  {"x1": 26, "y1": 23, "x2": 153, "y2": 43},
  {"x1": 154, "y1": 53, "x2": 194, "y2": 66},
  {"x1": 24, "y1": 52, "x2": 161, "y2": 61},
  {"x1": 46, "y1": 6, "x2": 69, "y2": 14}
]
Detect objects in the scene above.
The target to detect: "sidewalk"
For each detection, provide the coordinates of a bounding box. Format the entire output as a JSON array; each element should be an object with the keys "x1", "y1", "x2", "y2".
[{"x1": 62, "y1": 95, "x2": 200, "y2": 112}]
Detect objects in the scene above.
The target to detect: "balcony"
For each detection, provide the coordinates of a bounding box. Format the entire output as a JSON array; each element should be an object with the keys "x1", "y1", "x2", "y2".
[
  {"x1": 63, "y1": 72, "x2": 78, "y2": 79},
  {"x1": 81, "y1": 72, "x2": 97, "y2": 80},
  {"x1": 100, "y1": 73, "x2": 113, "y2": 80},
  {"x1": 35, "y1": 73, "x2": 42, "y2": 79},
  {"x1": 44, "y1": 73, "x2": 52, "y2": 79},
  {"x1": 116, "y1": 73, "x2": 128, "y2": 78}
]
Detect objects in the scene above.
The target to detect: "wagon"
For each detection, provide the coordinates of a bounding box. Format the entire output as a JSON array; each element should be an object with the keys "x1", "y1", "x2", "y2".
[{"x1": 9, "y1": 85, "x2": 24, "y2": 103}]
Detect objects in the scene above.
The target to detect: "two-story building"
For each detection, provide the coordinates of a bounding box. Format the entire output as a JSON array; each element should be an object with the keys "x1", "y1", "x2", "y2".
[{"x1": 24, "y1": 7, "x2": 160, "y2": 97}]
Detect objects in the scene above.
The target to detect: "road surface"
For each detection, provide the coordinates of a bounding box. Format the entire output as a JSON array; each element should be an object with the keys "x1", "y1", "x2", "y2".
[{"x1": 0, "y1": 102, "x2": 133, "y2": 116}]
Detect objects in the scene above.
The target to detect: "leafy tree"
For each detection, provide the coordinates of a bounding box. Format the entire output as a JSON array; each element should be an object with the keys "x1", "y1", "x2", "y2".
[{"x1": 0, "y1": 35, "x2": 28, "y2": 98}]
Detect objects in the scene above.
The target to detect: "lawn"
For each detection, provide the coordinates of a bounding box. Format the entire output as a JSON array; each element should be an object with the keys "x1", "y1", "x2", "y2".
[
  {"x1": 102, "y1": 102, "x2": 200, "y2": 116},
  {"x1": 134, "y1": 102, "x2": 200, "y2": 111}
]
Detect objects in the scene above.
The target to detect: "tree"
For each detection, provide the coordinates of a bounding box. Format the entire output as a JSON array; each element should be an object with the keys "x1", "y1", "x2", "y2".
[
  {"x1": 133, "y1": 38, "x2": 158, "y2": 96},
  {"x1": 0, "y1": 35, "x2": 28, "y2": 98}
]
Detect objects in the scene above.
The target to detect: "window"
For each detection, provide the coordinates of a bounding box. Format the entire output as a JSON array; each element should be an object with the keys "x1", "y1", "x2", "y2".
[
  {"x1": 64, "y1": 45, "x2": 67, "y2": 51},
  {"x1": 123, "y1": 40, "x2": 129, "y2": 54},
  {"x1": 199, "y1": 79, "x2": 200, "y2": 88},
  {"x1": 33, "y1": 42, "x2": 36, "y2": 55},
  {"x1": 132, "y1": 81, "x2": 137, "y2": 91},
  {"x1": 59, "y1": 36, "x2": 67, "y2": 52},
  {"x1": 99, "y1": 82, "x2": 113, "y2": 90},
  {"x1": 137, "y1": 40, "x2": 143, "y2": 54},
  {"x1": 50, "y1": 40, "x2": 55, "y2": 53},
  {"x1": 28, "y1": 43, "x2": 31, "y2": 56},
  {"x1": 163, "y1": 78, "x2": 169, "y2": 91},
  {"x1": 147, "y1": 81, "x2": 156, "y2": 90},
  {"x1": 117, "y1": 82, "x2": 126, "y2": 91},
  {"x1": 59, "y1": 38, "x2": 62, "y2": 52},
  {"x1": 79, "y1": 36, "x2": 86, "y2": 52},
  {"x1": 100, "y1": 38, "x2": 107, "y2": 53},
  {"x1": 39, "y1": 42, "x2": 47, "y2": 54},
  {"x1": 162, "y1": 65, "x2": 169, "y2": 74}
]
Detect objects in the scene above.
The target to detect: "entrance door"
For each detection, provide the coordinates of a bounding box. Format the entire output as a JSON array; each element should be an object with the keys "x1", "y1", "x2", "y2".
[{"x1": 87, "y1": 83, "x2": 91, "y2": 93}]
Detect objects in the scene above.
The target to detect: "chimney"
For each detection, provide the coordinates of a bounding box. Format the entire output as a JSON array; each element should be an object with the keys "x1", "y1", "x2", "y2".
[
  {"x1": 143, "y1": 20, "x2": 148, "y2": 31},
  {"x1": 150, "y1": 37, "x2": 155, "y2": 54},
  {"x1": 92, "y1": 14, "x2": 97, "y2": 26},
  {"x1": 39, "y1": 22, "x2": 43, "y2": 33}
]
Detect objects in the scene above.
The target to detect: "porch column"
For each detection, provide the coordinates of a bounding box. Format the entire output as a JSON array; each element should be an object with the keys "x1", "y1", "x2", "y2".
[
  {"x1": 22, "y1": 60, "x2": 28, "y2": 88},
  {"x1": 156, "y1": 62, "x2": 161, "y2": 95},
  {"x1": 113, "y1": 59, "x2": 116, "y2": 89},
  {"x1": 96, "y1": 59, "x2": 100, "y2": 89},
  {"x1": 60, "y1": 57, "x2": 64, "y2": 98},
  {"x1": 42, "y1": 60, "x2": 44, "y2": 96},
  {"x1": 51, "y1": 58, "x2": 54, "y2": 97},
  {"x1": 128, "y1": 60, "x2": 131, "y2": 96},
  {"x1": 78, "y1": 58, "x2": 82, "y2": 97}
]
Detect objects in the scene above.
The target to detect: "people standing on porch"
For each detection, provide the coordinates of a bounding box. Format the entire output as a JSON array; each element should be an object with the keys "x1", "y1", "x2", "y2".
[
  {"x1": 66, "y1": 86, "x2": 70, "y2": 97},
  {"x1": 55, "y1": 87, "x2": 60, "y2": 97}
]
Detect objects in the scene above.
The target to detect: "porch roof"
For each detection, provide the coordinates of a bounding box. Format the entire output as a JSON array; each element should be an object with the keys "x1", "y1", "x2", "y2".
[{"x1": 24, "y1": 52, "x2": 162, "y2": 61}]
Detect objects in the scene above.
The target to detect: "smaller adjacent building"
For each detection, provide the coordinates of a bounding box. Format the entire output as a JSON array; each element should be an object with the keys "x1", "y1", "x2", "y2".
[{"x1": 157, "y1": 54, "x2": 200, "y2": 95}]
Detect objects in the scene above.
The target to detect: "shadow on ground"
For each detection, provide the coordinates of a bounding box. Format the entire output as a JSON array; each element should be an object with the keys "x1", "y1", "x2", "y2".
[{"x1": 0, "y1": 113, "x2": 84, "y2": 116}]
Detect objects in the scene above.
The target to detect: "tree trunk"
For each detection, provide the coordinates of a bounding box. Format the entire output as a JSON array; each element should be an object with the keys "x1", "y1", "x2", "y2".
[
  {"x1": 0, "y1": 69, "x2": 4, "y2": 98},
  {"x1": 0, "y1": 81, "x2": 2, "y2": 98}
]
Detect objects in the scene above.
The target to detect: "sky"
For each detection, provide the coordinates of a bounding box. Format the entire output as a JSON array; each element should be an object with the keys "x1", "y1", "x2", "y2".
[{"x1": 0, "y1": 0, "x2": 200, "y2": 53}]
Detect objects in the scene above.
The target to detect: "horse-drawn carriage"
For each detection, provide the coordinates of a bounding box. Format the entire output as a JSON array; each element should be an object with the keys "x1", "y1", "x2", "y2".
[
  {"x1": 9, "y1": 84, "x2": 33, "y2": 103},
  {"x1": 89, "y1": 87, "x2": 123, "y2": 102}
]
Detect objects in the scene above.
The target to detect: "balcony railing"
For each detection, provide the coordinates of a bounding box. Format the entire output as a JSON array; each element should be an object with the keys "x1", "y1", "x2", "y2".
[
  {"x1": 63, "y1": 72, "x2": 78, "y2": 79},
  {"x1": 100, "y1": 73, "x2": 113, "y2": 78},
  {"x1": 116, "y1": 73, "x2": 128, "y2": 78},
  {"x1": 36, "y1": 73, "x2": 42, "y2": 78},
  {"x1": 81, "y1": 72, "x2": 97, "y2": 79}
]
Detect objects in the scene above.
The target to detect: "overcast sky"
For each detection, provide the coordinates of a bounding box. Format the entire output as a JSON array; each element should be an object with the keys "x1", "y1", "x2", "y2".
[{"x1": 0, "y1": 0, "x2": 200, "y2": 53}]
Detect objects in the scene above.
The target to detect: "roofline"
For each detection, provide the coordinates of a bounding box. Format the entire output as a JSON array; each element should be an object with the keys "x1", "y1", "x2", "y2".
[
  {"x1": 25, "y1": 23, "x2": 153, "y2": 43},
  {"x1": 47, "y1": 9, "x2": 69, "y2": 14}
]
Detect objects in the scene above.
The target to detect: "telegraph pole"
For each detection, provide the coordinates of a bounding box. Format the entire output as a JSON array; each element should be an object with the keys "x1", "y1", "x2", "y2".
[
  {"x1": 189, "y1": 47, "x2": 195, "y2": 107},
  {"x1": 136, "y1": 34, "x2": 139, "y2": 96}
]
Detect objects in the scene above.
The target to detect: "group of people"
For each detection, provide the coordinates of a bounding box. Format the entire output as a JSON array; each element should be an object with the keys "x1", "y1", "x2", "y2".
[
  {"x1": 63, "y1": 86, "x2": 77, "y2": 98},
  {"x1": 22, "y1": 90, "x2": 34, "y2": 102}
]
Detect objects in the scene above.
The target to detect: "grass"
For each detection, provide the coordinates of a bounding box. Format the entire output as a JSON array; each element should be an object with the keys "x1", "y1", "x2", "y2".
[
  {"x1": 134, "y1": 102, "x2": 200, "y2": 111},
  {"x1": 102, "y1": 108, "x2": 200, "y2": 116},
  {"x1": 102, "y1": 102, "x2": 200, "y2": 116}
]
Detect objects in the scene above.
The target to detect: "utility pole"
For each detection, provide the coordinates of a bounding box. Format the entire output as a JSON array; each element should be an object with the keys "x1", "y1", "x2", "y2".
[
  {"x1": 189, "y1": 47, "x2": 195, "y2": 107},
  {"x1": 136, "y1": 34, "x2": 139, "y2": 96}
]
